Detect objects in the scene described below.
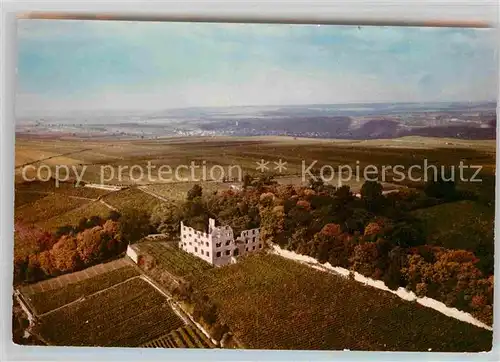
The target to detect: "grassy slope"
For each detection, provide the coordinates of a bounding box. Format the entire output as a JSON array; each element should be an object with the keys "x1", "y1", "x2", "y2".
[
  {"x1": 411, "y1": 200, "x2": 494, "y2": 251},
  {"x1": 133, "y1": 242, "x2": 212, "y2": 277},
  {"x1": 144, "y1": 182, "x2": 227, "y2": 201},
  {"x1": 37, "y1": 201, "x2": 113, "y2": 232},
  {"x1": 15, "y1": 194, "x2": 89, "y2": 225},
  {"x1": 102, "y1": 187, "x2": 164, "y2": 212}
]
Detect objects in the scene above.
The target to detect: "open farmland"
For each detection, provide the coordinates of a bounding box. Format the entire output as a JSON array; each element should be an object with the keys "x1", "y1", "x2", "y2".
[
  {"x1": 15, "y1": 136, "x2": 495, "y2": 189},
  {"x1": 14, "y1": 180, "x2": 109, "y2": 209},
  {"x1": 143, "y1": 181, "x2": 230, "y2": 201},
  {"x1": 13, "y1": 135, "x2": 496, "y2": 351},
  {"x1": 132, "y1": 242, "x2": 212, "y2": 277},
  {"x1": 33, "y1": 276, "x2": 184, "y2": 347},
  {"x1": 187, "y1": 254, "x2": 492, "y2": 351},
  {"x1": 14, "y1": 180, "x2": 115, "y2": 228},
  {"x1": 411, "y1": 200, "x2": 494, "y2": 251},
  {"x1": 15, "y1": 180, "x2": 112, "y2": 199},
  {"x1": 37, "y1": 201, "x2": 114, "y2": 232},
  {"x1": 101, "y1": 187, "x2": 165, "y2": 212},
  {"x1": 15, "y1": 194, "x2": 90, "y2": 224}
]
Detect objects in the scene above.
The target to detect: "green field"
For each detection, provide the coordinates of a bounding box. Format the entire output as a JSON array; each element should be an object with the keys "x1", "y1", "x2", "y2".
[
  {"x1": 144, "y1": 181, "x2": 229, "y2": 201},
  {"x1": 411, "y1": 200, "x2": 494, "y2": 251},
  {"x1": 102, "y1": 187, "x2": 164, "y2": 212},
  {"x1": 37, "y1": 201, "x2": 114, "y2": 232},
  {"x1": 132, "y1": 242, "x2": 212, "y2": 277},
  {"x1": 186, "y1": 254, "x2": 491, "y2": 351}
]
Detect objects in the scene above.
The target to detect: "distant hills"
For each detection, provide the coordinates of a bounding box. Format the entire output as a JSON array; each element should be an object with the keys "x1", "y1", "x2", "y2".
[{"x1": 16, "y1": 102, "x2": 497, "y2": 140}]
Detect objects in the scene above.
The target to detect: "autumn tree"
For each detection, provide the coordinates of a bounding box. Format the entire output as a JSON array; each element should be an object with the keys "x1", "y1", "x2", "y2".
[
  {"x1": 38, "y1": 250, "x2": 56, "y2": 277},
  {"x1": 320, "y1": 223, "x2": 342, "y2": 237},
  {"x1": 311, "y1": 226, "x2": 356, "y2": 268},
  {"x1": 364, "y1": 222, "x2": 382, "y2": 238},
  {"x1": 296, "y1": 199, "x2": 311, "y2": 211},
  {"x1": 76, "y1": 226, "x2": 106, "y2": 265},
  {"x1": 349, "y1": 242, "x2": 380, "y2": 278},
  {"x1": 259, "y1": 200, "x2": 285, "y2": 245},
  {"x1": 14, "y1": 221, "x2": 55, "y2": 255},
  {"x1": 50, "y1": 235, "x2": 81, "y2": 273}
]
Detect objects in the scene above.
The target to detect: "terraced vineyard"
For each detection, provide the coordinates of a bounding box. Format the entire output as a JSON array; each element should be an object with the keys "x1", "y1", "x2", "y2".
[
  {"x1": 188, "y1": 254, "x2": 492, "y2": 351},
  {"x1": 34, "y1": 277, "x2": 184, "y2": 347},
  {"x1": 25, "y1": 264, "x2": 140, "y2": 315},
  {"x1": 141, "y1": 325, "x2": 215, "y2": 348},
  {"x1": 133, "y1": 242, "x2": 212, "y2": 277}
]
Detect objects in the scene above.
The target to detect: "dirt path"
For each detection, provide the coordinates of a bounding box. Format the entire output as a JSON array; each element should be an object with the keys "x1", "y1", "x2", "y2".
[
  {"x1": 15, "y1": 148, "x2": 93, "y2": 170},
  {"x1": 99, "y1": 199, "x2": 118, "y2": 211}
]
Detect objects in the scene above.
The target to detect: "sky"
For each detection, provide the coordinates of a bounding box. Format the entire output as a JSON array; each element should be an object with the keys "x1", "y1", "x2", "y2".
[{"x1": 16, "y1": 20, "x2": 497, "y2": 114}]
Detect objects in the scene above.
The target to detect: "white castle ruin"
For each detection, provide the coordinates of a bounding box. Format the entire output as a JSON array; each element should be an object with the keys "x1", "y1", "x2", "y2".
[{"x1": 179, "y1": 218, "x2": 261, "y2": 266}]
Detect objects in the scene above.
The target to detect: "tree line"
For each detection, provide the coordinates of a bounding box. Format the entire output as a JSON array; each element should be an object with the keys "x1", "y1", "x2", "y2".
[
  {"x1": 149, "y1": 175, "x2": 493, "y2": 326},
  {"x1": 14, "y1": 209, "x2": 153, "y2": 284}
]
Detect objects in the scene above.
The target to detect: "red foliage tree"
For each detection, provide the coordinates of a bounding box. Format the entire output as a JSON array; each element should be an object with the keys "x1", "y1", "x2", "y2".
[
  {"x1": 38, "y1": 250, "x2": 56, "y2": 277},
  {"x1": 102, "y1": 219, "x2": 120, "y2": 238},
  {"x1": 76, "y1": 226, "x2": 106, "y2": 265},
  {"x1": 50, "y1": 235, "x2": 80, "y2": 273},
  {"x1": 320, "y1": 223, "x2": 342, "y2": 237},
  {"x1": 14, "y1": 221, "x2": 55, "y2": 256},
  {"x1": 296, "y1": 200, "x2": 311, "y2": 211}
]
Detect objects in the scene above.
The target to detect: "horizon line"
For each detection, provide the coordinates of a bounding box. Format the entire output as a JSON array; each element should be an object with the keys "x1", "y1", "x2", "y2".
[{"x1": 16, "y1": 100, "x2": 498, "y2": 115}]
